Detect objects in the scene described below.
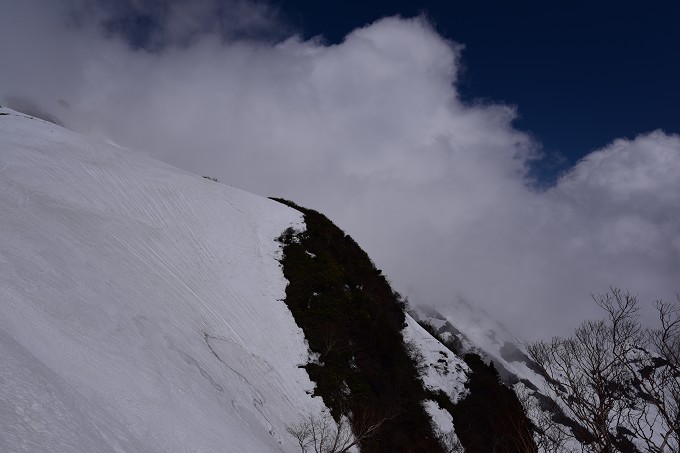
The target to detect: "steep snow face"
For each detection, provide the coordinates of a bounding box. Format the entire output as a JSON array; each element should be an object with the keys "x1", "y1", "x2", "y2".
[
  {"x1": 402, "y1": 315, "x2": 467, "y2": 451},
  {"x1": 0, "y1": 108, "x2": 325, "y2": 452},
  {"x1": 402, "y1": 315, "x2": 468, "y2": 403}
]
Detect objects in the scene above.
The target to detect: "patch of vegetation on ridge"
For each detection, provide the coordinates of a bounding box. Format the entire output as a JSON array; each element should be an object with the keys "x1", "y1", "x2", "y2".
[{"x1": 272, "y1": 198, "x2": 444, "y2": 453}]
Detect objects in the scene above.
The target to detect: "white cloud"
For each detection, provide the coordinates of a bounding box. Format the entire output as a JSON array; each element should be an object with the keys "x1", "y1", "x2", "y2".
[{"x1": 1, "y1": 1, "x2": 678, "y2": 339}]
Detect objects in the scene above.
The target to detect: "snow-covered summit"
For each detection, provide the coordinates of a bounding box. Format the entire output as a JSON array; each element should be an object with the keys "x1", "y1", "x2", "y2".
[{"x1": 0, "y1": 107, "x2": 325, "y2": 452}]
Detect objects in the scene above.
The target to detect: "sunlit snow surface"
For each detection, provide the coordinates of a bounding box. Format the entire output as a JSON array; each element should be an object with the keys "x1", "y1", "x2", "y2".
[{"x1": 0, "y1": 108, "x2": 326, "y2": 452}]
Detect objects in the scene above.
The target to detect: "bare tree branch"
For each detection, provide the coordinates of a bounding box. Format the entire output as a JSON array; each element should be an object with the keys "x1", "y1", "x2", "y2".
[
  {"x1": 527, "y1": 288, "x2": 680, "y2": 452},
  {"x1": 286, "y1": 405, "x2": 396, "y2": 453}
]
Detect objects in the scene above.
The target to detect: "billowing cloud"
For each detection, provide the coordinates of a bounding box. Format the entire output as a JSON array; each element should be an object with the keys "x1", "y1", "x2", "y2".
[{"x1": 1, "y1": 0, "x2": 678, "y2": 339}]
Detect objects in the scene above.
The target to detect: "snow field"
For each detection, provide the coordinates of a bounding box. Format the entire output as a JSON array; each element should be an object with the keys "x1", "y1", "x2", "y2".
[{"x1": 0, "y1": 108, "x2": 327, "y2": 452}]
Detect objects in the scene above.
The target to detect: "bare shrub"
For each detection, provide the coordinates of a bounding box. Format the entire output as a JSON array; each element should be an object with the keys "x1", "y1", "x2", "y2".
[
  {"x1": 286, "y1": 408, "x2": 393, "y2": 453},
  {"x1": 527, "y1": 288, "x2": 680, "y2": 452}
]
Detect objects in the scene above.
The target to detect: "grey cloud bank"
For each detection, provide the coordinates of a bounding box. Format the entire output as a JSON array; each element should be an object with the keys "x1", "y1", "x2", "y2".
[{"x1": 1, "y1": 0, "x2": 678, "y2": 339}]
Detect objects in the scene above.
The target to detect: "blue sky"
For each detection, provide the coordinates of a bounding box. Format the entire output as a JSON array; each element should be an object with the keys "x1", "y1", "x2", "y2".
[{"x1": 280, "y1": 1, "x2": 680, "y2": 179}]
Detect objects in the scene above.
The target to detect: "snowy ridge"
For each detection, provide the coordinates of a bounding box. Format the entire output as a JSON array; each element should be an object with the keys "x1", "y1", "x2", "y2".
[
  {"x1": 0, "y1": 107, "x2": 326, "y2": 452},
  {"x1": 402, "y1": 315, "x2": 468, "y2": 403},
  {"x1": 402, "y1": 315, "x2": 468, "y2": 451}
]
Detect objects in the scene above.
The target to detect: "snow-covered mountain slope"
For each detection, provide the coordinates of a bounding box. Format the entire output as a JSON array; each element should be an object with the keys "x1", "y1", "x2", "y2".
[
  {"x1": 402, "y1": 315, "x2": 468, "y2": 449},
  {"x1": 0, "y1": 107, "x2": 327, "y2": 452},
  {"x1": 402, "y1": 315, "x2": 468, "y2": 404},
  {"x1": 412, "y1": 301, "x2": 543, "y2": 390}
]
